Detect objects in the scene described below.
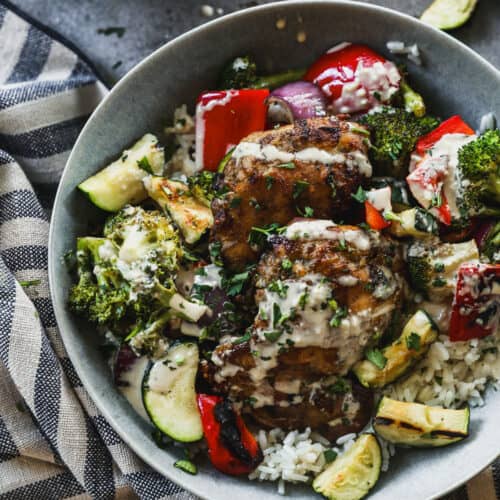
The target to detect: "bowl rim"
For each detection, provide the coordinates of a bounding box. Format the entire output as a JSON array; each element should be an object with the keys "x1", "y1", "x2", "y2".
[{"x1": 48, "y1": 1, "x2": 500, "y2": 499}]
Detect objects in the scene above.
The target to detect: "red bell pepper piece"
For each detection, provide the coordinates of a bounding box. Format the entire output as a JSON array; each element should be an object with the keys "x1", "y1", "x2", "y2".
[
  {"x1": 449, "y1": 263, "x2": 500, "y2": 341},
  {"x1": 415, "y1": 115, "x2": 475, "y2": 156},
  {"x1": 196, "y1": 394, "x2": 262, "y2": 475},
  {"x1": 195, "y1": 89, "x2": 269, "y2": 171},
  {"x1": 304, "y1": 43, "x2": 400, "y2": 112},
  {"x1": 364, "y1": 201, "x2": 390, "y2": 230}
]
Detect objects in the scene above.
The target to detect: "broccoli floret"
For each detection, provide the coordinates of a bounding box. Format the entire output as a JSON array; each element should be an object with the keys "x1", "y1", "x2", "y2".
[
  {"x1": 360, "y1": 106, "x2": 440, "y2": 178},
  {"x1": 187, "y1": 171, "x2": 216, "y2": 206},
  {"x1": 456, "y1": 130, "x2": 500, "y2": 219},
  {"x1": 219, "y1": 55, "x2": 305, "y2": 90},
  {"x1": 482, "y1": 221, "x2": 500, "y2": 263},
  {"x1": 406, "y1": 239, "x2": 479, "y2": 299}
]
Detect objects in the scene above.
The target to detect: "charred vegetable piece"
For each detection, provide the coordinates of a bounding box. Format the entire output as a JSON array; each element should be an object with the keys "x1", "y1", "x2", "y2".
[
  {"x1": 197, "y1": 394, "x2": 262, "y2": 475},
  {"x1": 353, "y1": 310, "x2": 438, "y2": 388},
  {"x1": 195, "y1": 89, "x2": 269, "y2": 171},
  {"x1": 449, "y1": 263, "x2": 500, "y2": 341},
  {"x1": 387, "y1": 208, "x2": 438, "y2": 238},
  {"x1": 145, "y1": 177, "x2": 214, "y2": 244},
  {"x1": 313, "y1": 434, "x2": 381, "y2": 500},
  {"x1": 374, "y1": 397, "x2": 470, "y2": 447},
  {"x1": 78, "y1": 134, "x2": 164, "y2": 212},
  {"x1": 305, "y1": 43, "x2": 401, "y2": 114},
  {"x1": 143, "y1": 343, "x2": 203, "y2": 442},
  {"x1": 219, "y1": 55, "x2": 305, "y2": 90}
]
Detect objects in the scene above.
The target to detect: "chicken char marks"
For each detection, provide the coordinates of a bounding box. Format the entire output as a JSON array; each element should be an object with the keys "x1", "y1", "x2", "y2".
[
  {"x1": 206, "y1": 221, "x2": 405, "y2": 441},
  {"x1": 211, "y1": 117, "x2": 372, "y2": 270}
]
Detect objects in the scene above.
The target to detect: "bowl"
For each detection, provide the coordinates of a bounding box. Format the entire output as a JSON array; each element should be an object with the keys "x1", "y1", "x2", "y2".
[{"x1": 48, "y1": 1, "x2": 500, "y2": 498}]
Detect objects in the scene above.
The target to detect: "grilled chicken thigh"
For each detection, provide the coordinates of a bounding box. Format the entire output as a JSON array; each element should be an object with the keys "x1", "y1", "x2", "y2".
[
  {"x1": 211, "y1": 117, "x2": 372, "y2": 270},
  {"x1": 206, "y1": 220, "x2": 405, "y2": 440}
]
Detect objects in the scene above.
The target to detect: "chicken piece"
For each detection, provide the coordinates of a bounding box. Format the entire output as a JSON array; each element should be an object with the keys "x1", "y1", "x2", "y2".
[
  {"x1": 211, "y1": 117, "x2": 372, "y2": 270},
  {"x1": 206, "y1": 220, "x2": 404, "y2": 440}
]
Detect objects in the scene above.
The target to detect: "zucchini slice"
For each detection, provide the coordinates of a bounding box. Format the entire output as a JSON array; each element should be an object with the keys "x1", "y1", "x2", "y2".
[
  {"x1": 143, "y1": 342, "x2": 203, "y2": 442},
  {"x1": 420, "y1": 0, "x2": 477, "y2": 30},
  {"x1": 146, "y1": 177, "x2": 214, "y2": 244},
  {"x1": 353, "y1": 310, "x2": 438, "y2": 388},
  {"x1": 78, "y1": 134, "x2": 164, "y2": 212},
  {"x1": 387, "y1": 208, "x2": 438, "y2": 238},
  {"x1": 313, "y1": 434, "x2": 381, "y2": 500},
  {"x1": 374, "y1": 397, "x2": 470, "y2": 447}
]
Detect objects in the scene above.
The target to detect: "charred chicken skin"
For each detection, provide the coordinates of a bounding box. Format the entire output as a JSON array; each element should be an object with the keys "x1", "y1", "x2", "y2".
[
  {"x1": 211, "y1": 117, "x2": 372, "y2": 270},
  {"x1": 206, "y1": 221, "x2": 405, "y2": 440}
]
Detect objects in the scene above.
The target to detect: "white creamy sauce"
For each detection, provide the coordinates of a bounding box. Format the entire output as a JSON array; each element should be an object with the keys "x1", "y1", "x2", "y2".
[
  {"x1": 98, "y1": 239, "x2": 117, "y2": 261},
  {"x1": 409, "y1": 133, "x2": 476, "y2": 219},
  {"x1": 332, "y1": 60, "x2": 401, "y2": 114},
  {"x1": 366, "y1": 186, "x2": 392, "y2": 212},
  {"x1": 337, "y1": 275, "x2": 358, "y2": 287},
  {"x1": 372, "y1": 266, "x2": 398, "y2": 300},
  {"x1": 117, "y1": 355, "x2": 150, "y2": 422},
  {"x1": 193, "y1": 264, "x2": 223, "y2": 289},
  {"x1": 274, "y1": 378, "x2": 302, "y2": 394},
  {"x1": 232, "y1": 141, "x2": 372, "y2": 177},
  {"x1": 284, "y1": 220, "x2": 372, "y2": 251}
]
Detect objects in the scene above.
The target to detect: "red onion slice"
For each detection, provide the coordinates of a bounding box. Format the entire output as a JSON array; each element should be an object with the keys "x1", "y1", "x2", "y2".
[{"x1": 267, "y1": 81, "x2": 327, "y2": 125}]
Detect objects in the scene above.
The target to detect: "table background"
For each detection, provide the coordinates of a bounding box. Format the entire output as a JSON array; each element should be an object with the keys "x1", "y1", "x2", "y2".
[{"x1": 9, "y1": 0, "x2": 500, "y2": 86}]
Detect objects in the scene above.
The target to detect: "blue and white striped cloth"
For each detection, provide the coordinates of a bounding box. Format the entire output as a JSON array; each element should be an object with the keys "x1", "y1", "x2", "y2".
[{"x1": 0, "y1": 1, "x2": 497, "y2": 499}]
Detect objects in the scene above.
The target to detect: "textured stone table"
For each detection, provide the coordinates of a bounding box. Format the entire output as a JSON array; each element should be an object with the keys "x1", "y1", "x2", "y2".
[{"x1": 9, "y1": 0, "x2": 500, "y2": 85}]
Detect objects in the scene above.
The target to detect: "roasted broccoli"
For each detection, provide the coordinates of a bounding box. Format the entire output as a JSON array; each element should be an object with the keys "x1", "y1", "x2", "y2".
[
  {"x1": 187, "y1": 171, "x2": 217, "y2": 206},
  {"x1": 360, "y1": 106, "x2": 440, "y2": 178},
  {"x1": 482, "y1": 221, "x2": 500, "y2": 263},
  {"x1": 68, "y1": 206, "x2": 196, "y2": 355},
  {"x1": 456, "y1": 129, "x2": 500, "y2": 220},
  {"x1": 219, "y1": 55, "x2": 305, "y2": 90},
  {"x1": 406, "y1": 239, "x2": 479, "y2": 300}
]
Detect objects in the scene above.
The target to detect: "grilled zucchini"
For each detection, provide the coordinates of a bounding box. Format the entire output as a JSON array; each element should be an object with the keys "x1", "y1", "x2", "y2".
[
  {"x1": 387, "y1": 208, "x2": 438, "y2": 238},
  {"x1": 146, "y1": 177, "x2": 214, "y2": 244},
  {"x1": 353, "y1": 310, "x2": 438, "y2": 388},
  {"x1": 78, "y1": 134, "x2": 164, "y2": 212},
  {"x1": 374, "y1": 397, "x2": 470, "y2": 447},
  {"x1": 313, "y1": 434, "x2": 381, "y2": 500}
]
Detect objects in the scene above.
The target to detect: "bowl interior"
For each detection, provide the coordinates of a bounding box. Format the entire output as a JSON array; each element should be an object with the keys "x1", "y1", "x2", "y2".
[{"x1": 49, "y1": 2, "x2": 500, "y2": 499}]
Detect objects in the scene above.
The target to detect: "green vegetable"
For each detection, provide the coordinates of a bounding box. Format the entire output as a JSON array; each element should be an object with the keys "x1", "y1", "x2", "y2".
[
  {"x1": 323, "y1": 449, "x2": 338, "y2": 463},
  {"x1": 187, "y1": 171, "x2": 216, "y2": 206},
  {"x1": 420, "y1": 0, "x2": 478, "y2": 30},
  {"x1": 456, "y1": 130, "x2": 500, "y2": 221},
  {"x1": 360, "y1": 106, "x2": 440, "y2": 178},
  {"x1": 174, "y1": 459, "x2": 198, "y2": 475},
  {"x1": 313, "y1": 434, "x2": 381, "y2": 500},
  {"x1": 406, "y1": 239, "x2": 479, "y2": 299},
  {"x1": 482, "y1": 221, "x2": 500, "y2": 263},
  {"x1": 217, "y1": 147, "x2": 235, "y2": 173},
  {"x1": 374, "y1": 397, "x2": 470, "y2": 447},
  {"x1": 219, "y1": 55, "x2": 305, "y2": 90},
  {"x1": 353, "y1": 310, "x2": 438, "y2": 388},
  {"x1": 78, "y1": 134, "x2": 164, "y2": 212},
  {"x1": 387, "y1": 207, "x2": 438, "y2": 238},
  {"x1": 400, "y1": 80, "x2": 426, "y2": 118},
  {"x1": 365, "y1": 348, "x2": 387, "y2": 370}
]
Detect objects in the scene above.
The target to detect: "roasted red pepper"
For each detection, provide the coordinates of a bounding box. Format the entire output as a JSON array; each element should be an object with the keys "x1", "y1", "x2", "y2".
[
  {"x1": 415, "y1": 115, "x2": 475, "y2": 156},
  {"x1": 449, "y1": 263, "x2": 500, "y2": 341},
  {"x1": 195, "y1": 89, "x2": 269, "y2": 171},
  {"x1": 365, "y1": 201, "x2": 391, "y2": 230},
  {"x1": 196, "y1": 394, "x2": 262, "y2": 475},
  {"x1": 304, "y1": 43, "x2": 400, "y2": 113}
]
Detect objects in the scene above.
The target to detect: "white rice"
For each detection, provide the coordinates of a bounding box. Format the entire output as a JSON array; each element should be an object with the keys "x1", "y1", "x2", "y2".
[
  {"x1": 386, "y1": 40, "x2": 422, "y2": 66},
  {"x1": 384, "y1": 331, "x2": 500, "y2": 408},
  {"x1": 249, "y1": 427, "x2": 358, "y2": 494}
]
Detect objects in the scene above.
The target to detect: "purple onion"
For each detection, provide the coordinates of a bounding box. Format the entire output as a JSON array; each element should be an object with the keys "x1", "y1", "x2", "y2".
[{"x1": 267, "y1": 81, "x2": 328, "y2": 125}]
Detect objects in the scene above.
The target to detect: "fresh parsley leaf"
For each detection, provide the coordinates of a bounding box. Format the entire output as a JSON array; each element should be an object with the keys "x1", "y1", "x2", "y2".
[
  {"x1": 366, "y1": 348, "x2": 387, "y2": 370},
  {"x1": 327, "y1": 377, "x2": 351, "y2": 394},
  {"x1": 292, "y1": 180, "x2": 310, "y2": 199},
  {"x1": 264, "y1": 330, "x2": 283, "y2": 342},
  {"x1": 209, "y1": 241, "x2": 223, "y2": 266},
  {"x1": 265, "y1": 176, "x2": 275, "y2": 190},
  {"x1": 248, "y1": 223, "x2": 286, "y2": 248},
  {"x1": 223, "y1": 270, "x2": 251, "y2": 296},
  {"x1": 351, "y1": 186, "x2": 367, "y2": 203},
  {"x1": 281, "y1": 258, "x2": 293, "y2": 271},
  {"x1": 272, "y1": 303, "x2": 282, "y2": 327},
  {"x1": 434, "y1": 262, "x2": 445, "y2": 272},
  {"x1": 324, "y1": 449, "x2": 338, "y2": 463},
  {"x1": 329, "y1": 306, "x2": 348, "y2": 327},
  {"x1": 304, "y1": 206, "x2": 314, "y2": 217},
  {"x1": 137, "y1": 156, "x2": 153, "y2": 174},
  {"x1": 230, "y1": 197, "x2": 241, "y2": 208},
  {"x1": 268, "y1": 280, "x2": 289, "y2": 298},
  {"x1": 277, "y1": 162, "x2": 295, "y2": 169},
  {"x1": 234, "y1": 331, "x2": 251, "y2": 344},
  {"x1": 406, "y1": 332, "x2": 421, "y2": 351}
]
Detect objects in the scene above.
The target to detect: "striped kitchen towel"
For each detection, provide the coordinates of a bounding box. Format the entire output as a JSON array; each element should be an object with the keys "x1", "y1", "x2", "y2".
[{"x1": 0, "y1": 1, "x2": 497, "y2": 499}]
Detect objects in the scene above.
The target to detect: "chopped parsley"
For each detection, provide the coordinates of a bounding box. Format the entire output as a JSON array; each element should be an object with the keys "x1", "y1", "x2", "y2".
[
  {"x1": 324, "y1": 449, "x2": 338, "y2": 463},
  {"x1": 329, "y1": 306, "x2": 348, "y2": 327},
  {"x1": 277, "y1": 162, "x2": 295, "y2": 169},
  {"x1": 406, "y1": 332, "x2": 421, "y2": 351},
  {"x1": 265, "y1": 176, "x2": 275, "y2": 190},
  {"x1": 248, "y1": 223, "x2": 286, "y2": 248},
  {"x1": 432, "y1": 278, "x2": 447, "y2": 288},
  {"x1": 434, "y1": 262, "x2": 445, "y2": 272},
  {"x1": 272, "y1": 303, "x2": 282, "y2": 327},
  {"x1": 292, "y1": 180, "x2": 310, "y2": 199},
  {"x1": 230, "y1": 197, "x2": 242, "y2": 208},
  {"x1": 430, "y1": 191, "x2": 443, "y2": 208},
  {"x1": 351, "y1": 186, "x2": 367, "y2": 203},
  {"x1": 268, "y1": 280, "x2": 289, "y2": 298},
  {"x1": 281, "y1": 258, "x2": 293, "y2": 271},
  {"x1": 222, "y1": 269, "x2": 252, "y2": 296},
  {"x1": 137, "y1": 156, "x2": 153, "y2": 174},
  {"x1": 209, "y1": 241, "x2": 223, "y2": 266},
  {"x1": 303, "y1": 206, "x2": 314, "y2": 218},
  {"x1": 264, "y1": 330, "x2": 283, "y2": 342},
  {"x1": 365, "y1": 348, "x2": 387, "y2": 370},
  {"x1": 299, "y1": 293, "x2": 308, "y2": 310},
  {"x1": 327, "y1": 377, "x2": 351, "y2": 394},
  {"x1": 234, "y1": 331, "x2": 251, "y2": 345}
]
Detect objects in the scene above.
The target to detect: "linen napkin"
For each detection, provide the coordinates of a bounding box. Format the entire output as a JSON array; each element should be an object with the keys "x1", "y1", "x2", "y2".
[{"x1": 0, "y1": 1, "x2": 497, "y2": 499}]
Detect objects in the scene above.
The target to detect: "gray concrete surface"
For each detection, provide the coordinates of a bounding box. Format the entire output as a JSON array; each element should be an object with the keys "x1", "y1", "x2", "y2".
[{"x1": 8, "y1": 0, "x2": 500, "y2": 86}]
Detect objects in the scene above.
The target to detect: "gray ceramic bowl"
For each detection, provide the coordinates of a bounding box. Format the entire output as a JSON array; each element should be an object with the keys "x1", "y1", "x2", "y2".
[{"x1": 49, "y1": 1, "x2": 500, "y2": 498}]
